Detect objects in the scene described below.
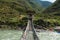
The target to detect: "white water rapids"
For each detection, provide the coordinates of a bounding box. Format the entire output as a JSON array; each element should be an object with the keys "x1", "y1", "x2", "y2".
[{"x1": 0, "y1": 30, "x2": 60, "y2": 40}]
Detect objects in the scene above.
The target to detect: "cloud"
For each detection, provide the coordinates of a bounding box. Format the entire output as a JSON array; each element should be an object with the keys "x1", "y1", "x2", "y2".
[{"x1": 41, "y1": 0, "x2": 56, "y2": 3}]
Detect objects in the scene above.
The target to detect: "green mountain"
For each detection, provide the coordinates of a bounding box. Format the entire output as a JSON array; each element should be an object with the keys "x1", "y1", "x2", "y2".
[
  {"x1": 34, "y1": 0, "x2": 52, "y2": 8},
  {"x1": 42, "y1": 0, "x2": 60, "y2": 26},
  {"x1": 0, "y1": 0, "x2": 44, "y2": 29},
  {"x1": 0, "y1": 0, "x2": 56, "y2": 29},
  {"x1": 30, "y1": 0, "x2": 52, "y2": 7},
  {"x1": 0, "y1": 0, "x2": 43, "y2": 21},
  {"x1": 43, "y1": 0, "x2": 60, "y2": 13}
]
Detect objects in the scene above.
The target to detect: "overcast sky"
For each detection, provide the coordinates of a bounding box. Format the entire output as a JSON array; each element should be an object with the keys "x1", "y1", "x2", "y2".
[{"x1": 41, "y1": 0, "x2": 56, "y2": 3}]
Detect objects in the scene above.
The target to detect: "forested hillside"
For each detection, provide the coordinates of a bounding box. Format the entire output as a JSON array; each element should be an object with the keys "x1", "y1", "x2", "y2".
[
  {"x1": 0, "y1": 0, "x2": 43, "y2": 29},
  {"x1": 0, "y1": 0, "x2": 58, "y2": 30},
  {"x1": 42, "y1": 0, "x2": 60, "y2": 26}
]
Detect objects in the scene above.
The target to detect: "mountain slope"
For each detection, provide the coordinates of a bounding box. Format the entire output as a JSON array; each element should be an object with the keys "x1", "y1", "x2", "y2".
[
  {"x1": 0, "y1": 0, "x2": 54, "y2": 28},
  {"x1": 41, "y1": 0, "x2": 60, "y2": 26},
  {"x1": 43, "y1": 0, "x2": 60, "y2": 13},
  {"x1": 0, "y1": 0, "x2": 43, "y2": 26},
  {"x1": 32, "y1": 0, "x2": 52, "y2": 8},
  {"x1": 39, "y1": 1, "x2": 52, "y2": 7}
]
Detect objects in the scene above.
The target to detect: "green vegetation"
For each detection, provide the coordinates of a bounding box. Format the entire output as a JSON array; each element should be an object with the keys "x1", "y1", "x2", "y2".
[
  {"x1": 0, "y1": 0, "x2": 60, "y2": 29},
  {"x1": 0, "y1": 0, "x2": 43, "y2": 29},
  {"x1": 41, "y1": 0, "x2": 60, "y2": 27}
]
